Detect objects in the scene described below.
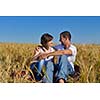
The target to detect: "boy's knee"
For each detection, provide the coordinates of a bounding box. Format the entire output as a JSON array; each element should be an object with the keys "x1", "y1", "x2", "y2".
[{"x1": 60, "y1": 55, "x2": 68, "y2": 62}]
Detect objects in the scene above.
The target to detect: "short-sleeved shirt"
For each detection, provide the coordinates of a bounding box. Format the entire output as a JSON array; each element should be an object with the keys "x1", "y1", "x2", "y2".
[
  {"x1": 54, "y1": 44, "x2": 77, "y2": 69},
  {"x1": 34, "y1": 46, "x2": 55, "y2": 61}
]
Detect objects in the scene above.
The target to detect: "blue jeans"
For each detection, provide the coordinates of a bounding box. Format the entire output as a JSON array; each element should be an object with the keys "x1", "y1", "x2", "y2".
[
  {"x1": 30, "y1": 59, "x2": 54, "y2": 83},
  {"x1": 55, "y1": 55, "x2": 75, "y2": 82},
  {"x1": 30, "y1": 60, "x2": 44, "y2": 81}
]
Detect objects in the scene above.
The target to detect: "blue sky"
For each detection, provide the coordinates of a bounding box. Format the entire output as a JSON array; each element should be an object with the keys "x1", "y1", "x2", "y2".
[{"x1": 0, "y1": 16, "x2": 100, "y2": 44}]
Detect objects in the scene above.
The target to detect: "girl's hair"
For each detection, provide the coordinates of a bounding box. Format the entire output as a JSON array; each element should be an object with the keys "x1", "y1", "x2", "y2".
[{"x1": 41, "y1": 33, "x2": 53, "y2": 46}]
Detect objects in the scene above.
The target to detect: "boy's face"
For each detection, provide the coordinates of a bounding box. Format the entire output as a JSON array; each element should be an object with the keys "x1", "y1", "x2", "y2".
[
  {"x1": 60, "y1": 35, "x2": 70, "y2": 46},
  {"x1": 60, "y1": 35, "x2": 66, "y2": 45}
]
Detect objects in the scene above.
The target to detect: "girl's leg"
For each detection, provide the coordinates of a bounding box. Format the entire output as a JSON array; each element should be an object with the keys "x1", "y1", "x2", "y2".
[
  {"x1": 42, "y1": 60, "x2": 54, "y2": 83},
  {"x1": 36, "y1": 60, "x2": 45, "y2": 81},
  {"x1": 30, "y1": 60, "x2": 45, "y2": 81}
]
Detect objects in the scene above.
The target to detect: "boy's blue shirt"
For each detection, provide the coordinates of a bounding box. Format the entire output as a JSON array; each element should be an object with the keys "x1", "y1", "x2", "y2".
[{"x1": 53, "y1": 44, "x2": 64, "y2": 50}]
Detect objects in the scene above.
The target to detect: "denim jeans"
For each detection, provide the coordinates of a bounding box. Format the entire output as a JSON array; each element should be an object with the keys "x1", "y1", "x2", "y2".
[
  {"x1": 30, "y1": 60, "x2": 43, "y2": 81},
  {"x1": 30, "y1": 59, "x2": 54, "y2": 83},
  {"x1": 55, "y1": 55, "x2": 75, "y2": 82},
  {"x1": 42, "y1": 61, "x2": 54, "y2": 83}
]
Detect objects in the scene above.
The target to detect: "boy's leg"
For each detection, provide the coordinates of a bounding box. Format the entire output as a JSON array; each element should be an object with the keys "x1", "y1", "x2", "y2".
[{"x1": 55, "y1": 55, "x2": 73, "y2": 82}]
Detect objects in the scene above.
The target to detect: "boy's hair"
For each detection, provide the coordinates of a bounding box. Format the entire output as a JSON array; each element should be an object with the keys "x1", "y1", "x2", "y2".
[
  {"x1": 41, "y1": 33, "x2": 53, "y2": 45},
  {"x1": 60, "y1": 31, "x2": 71, "y2": 41}
]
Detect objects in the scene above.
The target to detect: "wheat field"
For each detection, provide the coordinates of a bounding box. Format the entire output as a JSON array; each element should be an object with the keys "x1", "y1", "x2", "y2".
[{"x1": 0, "y1": 43, "x2": 100, "y2": 83}]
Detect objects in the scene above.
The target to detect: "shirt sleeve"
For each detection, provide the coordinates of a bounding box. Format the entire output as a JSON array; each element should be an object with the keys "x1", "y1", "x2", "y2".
[
  {"x1": 69, "y1": 45, "x2": 77, "y2": 56},
  {"x1": 53, "y1": 44, "x2": 64, "y2": 50},
  {"x1": 51, "y1": 47, "x2": 55, "y2": 52}
]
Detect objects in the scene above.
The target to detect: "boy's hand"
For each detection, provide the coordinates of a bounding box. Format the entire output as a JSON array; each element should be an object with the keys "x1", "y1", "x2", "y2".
[{"x1": 38, "y1": 53, "x2": 48, "y2": 60}]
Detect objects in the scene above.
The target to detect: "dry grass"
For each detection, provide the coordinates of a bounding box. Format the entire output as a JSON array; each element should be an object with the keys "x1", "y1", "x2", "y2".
[
  {"x1": 75, "y1": 44, "x2": 100, "y2": 83},
  {"x1": 0, "y1": 43, "x2": 36, "y2": 83},
  {"x1": 0, "y1": 43, "x2": 100, "y2": 83}
]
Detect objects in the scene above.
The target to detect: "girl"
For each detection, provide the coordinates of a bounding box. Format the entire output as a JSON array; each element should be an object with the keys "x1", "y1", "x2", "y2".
[{"x1": 30, "y1": 33, "x2": 55, "y2": 83}]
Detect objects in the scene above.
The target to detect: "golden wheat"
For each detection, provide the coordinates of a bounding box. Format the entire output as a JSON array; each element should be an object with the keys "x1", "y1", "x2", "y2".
[{"x1": 0, "y1": 43, "x2": 100, "y2": 83}]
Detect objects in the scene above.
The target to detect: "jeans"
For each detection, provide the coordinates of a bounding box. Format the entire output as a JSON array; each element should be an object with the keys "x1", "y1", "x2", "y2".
[
  {"x1": 55, "y1": 55, "x2": 75, "y2": 82},
  {"x1": 30, "y1": 59, "x2": 54, "y2": 83}
]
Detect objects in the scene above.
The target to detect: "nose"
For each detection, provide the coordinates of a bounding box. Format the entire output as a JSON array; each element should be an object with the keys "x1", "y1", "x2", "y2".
[
  {"x1": 51, "y1": 42, "x2": 54, "y2": 45},
  {"x1": 51, "y1": 42, "x2": 55, "y2": 46}
]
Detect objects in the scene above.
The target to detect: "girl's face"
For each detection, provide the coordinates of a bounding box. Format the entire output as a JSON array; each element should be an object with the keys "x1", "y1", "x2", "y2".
[{"x1": 47, "y1": 40, "x2": 54, "y2": 47}]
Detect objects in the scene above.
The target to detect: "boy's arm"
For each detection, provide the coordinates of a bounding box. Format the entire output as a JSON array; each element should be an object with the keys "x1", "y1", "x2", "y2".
[
  {"x1": 38, "y1": 49, "x2": 72, "y2": 60},
  {"x1": 48, "y1": 49, "x2": 72, "y2": 56}
]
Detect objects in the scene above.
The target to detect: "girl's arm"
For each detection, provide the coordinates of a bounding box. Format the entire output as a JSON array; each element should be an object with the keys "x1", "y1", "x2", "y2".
[{"x1": 33, "y1": 47, "x2": 41, "y2": 60}]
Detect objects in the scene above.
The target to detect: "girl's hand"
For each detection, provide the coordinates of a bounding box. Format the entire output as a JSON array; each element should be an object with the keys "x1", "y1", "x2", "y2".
[{"x1": 38, "y1": 53, "x2": 48, "y2": 60}]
